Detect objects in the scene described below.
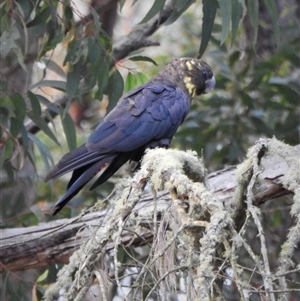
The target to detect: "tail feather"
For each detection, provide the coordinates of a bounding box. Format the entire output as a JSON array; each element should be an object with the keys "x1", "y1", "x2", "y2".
[
  {"x1": 90, "y1": 153, "x2": 132, "y2": 190},
  {"x1": 53, "y1": 155, "x2": 115, "y2": 215},
  {"x1": 45, "y1": 144, "x2": 103, "y2": 181}
]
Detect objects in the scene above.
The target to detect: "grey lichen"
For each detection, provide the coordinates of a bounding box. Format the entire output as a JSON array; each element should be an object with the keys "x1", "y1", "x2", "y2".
[
  {"x1": 43, "y1": 138, "x2": 299, "y2": 301},
  {"x1": 141, "y1": 148, "x2": 206, "y2": 193}
]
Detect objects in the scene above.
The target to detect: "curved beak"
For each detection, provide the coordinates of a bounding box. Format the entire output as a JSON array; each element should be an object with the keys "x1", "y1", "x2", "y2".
[{"x1": 204, "y1": 76, "x2": 216, "y2": 94}]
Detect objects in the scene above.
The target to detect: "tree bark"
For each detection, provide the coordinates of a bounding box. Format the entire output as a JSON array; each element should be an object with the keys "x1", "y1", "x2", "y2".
[{"x1": 1, "y1": 143, "x2": 297, "y2": 272}]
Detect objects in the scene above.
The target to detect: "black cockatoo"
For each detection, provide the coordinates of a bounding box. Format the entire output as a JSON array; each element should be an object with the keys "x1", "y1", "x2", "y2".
[{"x1": 45, "y1": 57, "x2": 215, "y2": 215}]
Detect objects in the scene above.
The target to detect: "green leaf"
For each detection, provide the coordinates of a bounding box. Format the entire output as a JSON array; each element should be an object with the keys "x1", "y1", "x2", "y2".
[
  {"x1": 13, "y1": 46, "x2": 27, "y2": 71},
  {"x1": 14, "y1": 0, "x2": 35, "y2": 19},
  {"x1": 31, "y1": 80, "x2": 66, "y2": 92},
  {"x1": 0, "y1": 27, "x2": 19, "y2": 57},
  {"x1": 247, "y1": 0, "x2": 258, "y2": 46},
  {"x1": 98, "y1": 35, "x2": 112, "y2": 52},
  {"x1": 26, "y1": 111, "x2": 60, "y2": 146},
  {"x1": 28, "y1": 91, "x2": 42, "y2": 116},
  {"x1": 198, "y1": 0, "x2": 217, "y2": 58},
  {"x1": 64, "y1": 39, "x2": 80, "y2": 65},
  {"x1": 175, "y1": 0, "x2": 195, "y2": 11},
  {"x1": 20, "y1": 125, "x2": 29, "y2": 152},
  {"x1": 87, "y1": 37, "x2": 101, "y2": 63},
  {"x1": 36, "y1": 270, "x2": 49, "y2": 283},
  {"x1": 61, "y1": 110, "x2": 77, "y2": 151},
  {"x1": 0, "y1": 138, "x2": 14, "y2": 169},
  {"x1": 124, "y1": 71, "x2": 148, "y2": 93},
  {"x1": 3, "y1": 160, "x2": 15, "y2": 181},
  {"x1": 128, "y1": 55, "x2": 157, "y2": 65},
  {"x1": 91, "y1": 7, "x2": 102, "y2": 35},
  {"x1": 35, "y1": 94, "x2": 60, "y2": 114},
  {"x1": 66, "y1": 62, "x2": 82, "y2": 100},
  {"x1": 135, "y1": 72, "x2": 148, "y2": 86},
  {"x1": 218, "y1": 0, "x2": 232, "y2": 44},
  {"x1": 10, "y1": 93, "x2": 26, "y2": 137},
  {"x1": 124, "y1": 72, "x2": 136, "y2": 93},
  {"x1": 41, "y1": 58, "x2": 66, "y2": 79},
  {"x1": 28, "y1": 133, "x2": 54, "y2": 170},
  {"x1": 26, "y1": 6, "x2": 50, "y2": 27},
  {"x1": 104, "y1": 68, "x2": 124, "y2": 113},
  {"x1": 95, "y1": 59, "x2": 110, "y2": 100},
  {"x1": 0, "y1": 96, "x2": 15, "y2": 117},
  {"x1": 263, "y1": 0, "x2": 280, "y2": 44},
  {"x1": 163, "y1": 0, "x2": 195, "y2": 25},
  {"x1": 64, "y1": 5, "x2": 73, "y2": 21},
  {"x1": 231, "y1": 0, "x2": 241, "y2": 46},
  {"x1": 140, "y1": 0, "x2": 166, "y2": 23}
]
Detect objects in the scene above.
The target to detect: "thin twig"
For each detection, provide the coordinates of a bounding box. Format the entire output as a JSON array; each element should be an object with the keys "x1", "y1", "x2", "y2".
[{"x1": 245, "y1": 139, "x2": 276, "y2": 301}]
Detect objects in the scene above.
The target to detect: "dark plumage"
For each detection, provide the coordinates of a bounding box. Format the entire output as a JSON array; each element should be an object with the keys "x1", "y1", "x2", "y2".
[{"x1": 45, "y1": 57, "x2": 216, "y2": 215}]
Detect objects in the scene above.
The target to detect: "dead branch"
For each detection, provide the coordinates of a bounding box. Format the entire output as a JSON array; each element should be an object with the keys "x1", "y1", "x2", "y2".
[{"x1": 1, "y1": 141, "x2": 297, "y2": 274}]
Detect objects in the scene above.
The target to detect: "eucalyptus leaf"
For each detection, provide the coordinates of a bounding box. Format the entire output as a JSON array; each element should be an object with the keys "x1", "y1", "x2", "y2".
[
  {"x1": 35, "y1": 94, "x2": 60, "y2": 114},
  {"x1": 231, "y1": 0, "x2": 241, "y2": 46},
  {"x1": 27, "y1": 91, "x2": 42, "y2": 116},
  {"x1": 0, "y1": 96, "x2": 15, "y2": 116},
  {"x1": 26, "y1": 6, "x2": 50, "y2": 27},
  {"x1": 124, "y1": 72, "x2": 136, "y2": 93},
  {"x1": 198, "y1": 0, "x2": 217, "y2": 58},
  {"x1": 31, "y1": 80, "x2": 66, "y2": 92},
  {"x1": 64, "y1": 5, "x2": 73, "y2": 21},
  {"x1": 135, "y1": 72, "x2": 148, "y2": 86},
  {"x1": 263, "y1": 0, "x2": 280, "y2": 44},
  {"x1": 139, "y1": 0, "x2": 166, "y2": 23},
  {"x1": 129, "y1": 56, "x2": 157, "y2": 65},
  {"x1": 104, "y1": 68, "x2": 124, "y2": 113},
  {"x1": 163, "y1": 0, "x2": 195, "y2": 25},
  {"x1": 66, "y1": 62, "x2": 82, "y2": 100},
  {"x1": 28, "y1": 133, "x2": 54, "y2": 170},
  {"x1": 10, "y1": 94, "x2": 26, "y2": 138},
  {"x1": 41, "y1": 58, "x2": 66, "y2": 79},
  {"x1": 26, "y1": 111, "x2": 60, "y2": 146},
  {"x1": 96, "y1": 59, "x2": 110, "y2": 100},
  {"x1": 247, "y1": 0, "x2": 258, "y2": 46},
  {"x1": 87, "y1": 37, "x2": 101, "y2": 63},
  {"x1": 91, "y1": 7, "x2": 102, "y2": 35},
  {"x1": 0, "y1": 28, "x2": 19, "y2": 57},
  {"x1": 219, "y1": 0, "x2": 232, "y2": 44},
  {"x1": 61, "y1": 110, "x2": 77, "y2": 151},
  {"x1": 14, "y1": 46, "x2": 27, "y2": 71}
]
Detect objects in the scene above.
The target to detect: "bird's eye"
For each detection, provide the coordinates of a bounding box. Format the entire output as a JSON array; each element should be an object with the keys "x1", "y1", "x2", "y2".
[{"x1": 202, "y1": 70, "x2": 208, "y2": 80}]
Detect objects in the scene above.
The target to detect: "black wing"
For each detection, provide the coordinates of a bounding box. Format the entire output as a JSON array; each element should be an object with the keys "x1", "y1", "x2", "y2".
[{"x1": 46, "y1": 82, "x2": 191, "y2": 214}]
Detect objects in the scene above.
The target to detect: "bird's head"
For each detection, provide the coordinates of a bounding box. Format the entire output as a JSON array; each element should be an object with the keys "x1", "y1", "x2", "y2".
[
  {"x1": 178, "y1": 57, "x2": 215, "y2": 97},
  {"x1": 157, "y1": 57, "x2": 216, "y2": 98}
]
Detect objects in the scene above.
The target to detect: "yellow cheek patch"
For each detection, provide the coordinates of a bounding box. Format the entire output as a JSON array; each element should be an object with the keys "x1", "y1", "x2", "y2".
[
  {"x1": 186, "y1": 61, "x2": 193, "y2": 71},
  {"x1": 184, "y1": 76, "x2": 191, "y2": 83},
  {"x1": 184, "y1": 77, "x2": 196, "y2": 96}
]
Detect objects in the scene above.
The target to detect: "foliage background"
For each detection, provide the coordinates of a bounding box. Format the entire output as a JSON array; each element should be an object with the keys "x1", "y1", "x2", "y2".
[{"x1": 0, "y1": 0, "x2": 299, "y2": 300}]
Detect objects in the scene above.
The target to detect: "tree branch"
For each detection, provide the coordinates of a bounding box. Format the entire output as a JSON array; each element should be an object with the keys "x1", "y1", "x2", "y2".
[
  {"x1": 112, "y1": 0, "x2": 177, "y2": 60},
  {"x1": 1, "y1": 142, "x2": 298, "y2": 273}
]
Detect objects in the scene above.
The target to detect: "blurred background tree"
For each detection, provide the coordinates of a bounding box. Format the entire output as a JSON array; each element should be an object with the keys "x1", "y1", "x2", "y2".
[{"x1": 0, "y1": 0, "x2": 299, "y2": 300}]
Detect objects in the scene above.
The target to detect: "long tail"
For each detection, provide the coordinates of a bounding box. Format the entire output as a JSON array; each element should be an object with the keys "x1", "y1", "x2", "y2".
[
  {"x1": 45, "y1": 144, "x2": 102, "y2": 181},
  {"x1": 89, "y1": 152, "x2": 133, "y2": 190},
  {"x1": 53, "y1": 155, "x2": 116, "y2": 215},
  {"x1": 46, "y1": 145, "x2": 134, "y2": 215}
]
